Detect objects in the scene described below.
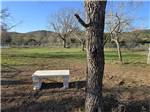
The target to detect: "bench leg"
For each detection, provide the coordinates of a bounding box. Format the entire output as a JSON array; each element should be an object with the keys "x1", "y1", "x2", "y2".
[
  {"x1": 63, "y1": 76, "x2": 69, "y2": 89},
  {"x1": 32, "y1": 76, "x2": 42, "y2": 90}
]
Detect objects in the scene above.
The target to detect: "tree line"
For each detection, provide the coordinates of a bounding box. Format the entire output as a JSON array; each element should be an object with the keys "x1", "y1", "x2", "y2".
[{"x1": 1, "y1": 28, "x2": 149, "y2": 49}]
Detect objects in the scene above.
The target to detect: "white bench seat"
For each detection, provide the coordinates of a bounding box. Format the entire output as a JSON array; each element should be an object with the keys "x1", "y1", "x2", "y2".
[{"x1": 32, "y1": 70, "x2": 69, "y2": 90}]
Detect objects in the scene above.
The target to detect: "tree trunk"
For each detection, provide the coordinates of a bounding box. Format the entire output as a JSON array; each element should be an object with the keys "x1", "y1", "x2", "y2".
[
  {"x1": 63, "y1": 39, "x2": 67, "y2": 48},
  {"x1": 82, "y1": 40, "x2": 86, "y2": 51},
  {"x1": 84, "y1": 1, "x2": 107, "y2": 112},
  {"x1": 116, "y1": 41, "x2": 122, "y2": 63},
  {"x1": 113, "y1": 40, "x2": 123, "y2": 63}
]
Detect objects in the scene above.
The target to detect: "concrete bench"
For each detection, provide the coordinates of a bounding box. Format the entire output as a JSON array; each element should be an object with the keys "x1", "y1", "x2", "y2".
[{"x1": 32, "y1": 70, "x2": 69, "y2": 90}]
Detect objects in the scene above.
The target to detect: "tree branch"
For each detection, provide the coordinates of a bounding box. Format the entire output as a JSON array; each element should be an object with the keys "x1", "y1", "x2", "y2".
[
  {"x1": 103, "y1": 21, "x2": 121, "y2": 46},
  {"x1": 7, "y1": 21, "x2": 22, "y2": 30},
  {"x1": 74, "y1": 13, "x2": 90, "y2": 28},
  {"x1": 51, "y1": 23, "x2": 65, "y2": 40}
]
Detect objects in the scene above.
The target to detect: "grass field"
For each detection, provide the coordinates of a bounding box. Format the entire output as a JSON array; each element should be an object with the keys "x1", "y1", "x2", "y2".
[
  {"x1": 1, "y1": 48, "x2": 150, "y2": 112},
  {"x1": 1, "y1": 47, "x2": 148, "y2": 65}
]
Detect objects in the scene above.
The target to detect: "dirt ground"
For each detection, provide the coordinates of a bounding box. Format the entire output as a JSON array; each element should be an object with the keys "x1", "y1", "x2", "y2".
[{"x1": 1, "y1": 59, "x2": 150, "y2": 112}]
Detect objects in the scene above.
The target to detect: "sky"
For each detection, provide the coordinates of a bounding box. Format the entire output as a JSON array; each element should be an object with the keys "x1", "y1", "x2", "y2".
[{"x1": 1, "y1": 1, "x2": 150, "y2": 33}]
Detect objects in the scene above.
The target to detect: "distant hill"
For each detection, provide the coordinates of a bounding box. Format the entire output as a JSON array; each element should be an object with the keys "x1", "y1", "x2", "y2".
[
  {"x1": 105, "y1": 29, "x2": 150, "y2": 42},
  {"x1": 123, "y1": 29, "x2": 150, "y2": 42},
  {"x1": 4, "y1": 29, "x2": 150, "y2": 47},
  {"x1": 9, "y1": 30, "x2": 56, "y2": 40},
  {"x1": 136, "y1": 29, "x2": 150, "y2": 34},
  {"x1": 136, "y1": 29, "x2": 150, "y2": 43},
  {"x1": 8, "y1": 30, "x2": 62, "y2": 46}
]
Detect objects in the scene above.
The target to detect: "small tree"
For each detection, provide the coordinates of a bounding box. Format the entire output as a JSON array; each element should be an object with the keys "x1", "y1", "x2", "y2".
[
  {"x1": 104, "y1": 2, "x2": 143, "y2": 63},
  {"x1": 105, "y1": 11, "x2": 133, "y2": 63},
  {"x1": 49, "y1": 8, "x2": 78, "y2": 48}
]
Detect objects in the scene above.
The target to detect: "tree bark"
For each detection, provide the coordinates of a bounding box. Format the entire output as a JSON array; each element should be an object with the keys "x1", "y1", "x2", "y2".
[
  {"x1": 84, "y1": 1, "x2": 107, "y2": 112},
  {"x1": 112, "y1": 39, "x2": 123, "y2": 63},
  {"x1": 82, "y1": 40, "x2": 86, "y2": 51},
  {"x1": 63, "y1": 39, "x2": 67, "y2": 48},
  {"x1": 116, "y1": 41, "x2": 122, "y2": 63}
]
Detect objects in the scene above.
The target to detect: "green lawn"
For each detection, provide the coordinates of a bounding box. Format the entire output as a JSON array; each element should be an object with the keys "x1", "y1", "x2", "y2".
[{"x1": 1, "y1": 47, "x2": 148, "y2": 66}]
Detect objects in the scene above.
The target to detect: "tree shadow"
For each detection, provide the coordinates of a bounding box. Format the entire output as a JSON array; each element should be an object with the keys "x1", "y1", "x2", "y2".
[
  {"x1": 103, "y1": 94, "x2": 149, "y2": 112},
  {"x1": 103, "y1": 85, "x2": 150, "y2": 112},
  {"x1": 2, "y1": 92, "x2": 85, "y2": 112},
  {"x1": 2, "y1": 92, "x2": 149, "y2": 112},
  {"x1": 1, "y1": 79, "x2": 30, "y2": 85},
  {"x1": 1, "y1": 81, "x2": 150, "y2": 112}
]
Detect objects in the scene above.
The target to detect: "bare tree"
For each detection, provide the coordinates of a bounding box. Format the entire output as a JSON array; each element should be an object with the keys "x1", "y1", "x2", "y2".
[
  {"x1": 49, "y1": 8, "x2": 79, "y2": 48},
  {"x1": 104, "y1": 2, "x2": 143, "y2": 63},
  {"x1": 1, "y1": 8, "x2": 12, "y2": 45},
  {"x1": 105, "y1": 12, "x2": 133, "y2": 63},
  {"x1": 105, "y1": 13, "x2": 131, "y2": 63},
  {"x1": 1, "y1": 8, "x2": 21, "y2": 31},
  {"x1": 75, "y1": 0, "x2": 107, "y2": 112},
  {"x1": 0, "y1": 8, "x2": 21, "y2": 46},
  {"x1": 72, "y1": 30, "x2": 86, "y2": 51}
]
